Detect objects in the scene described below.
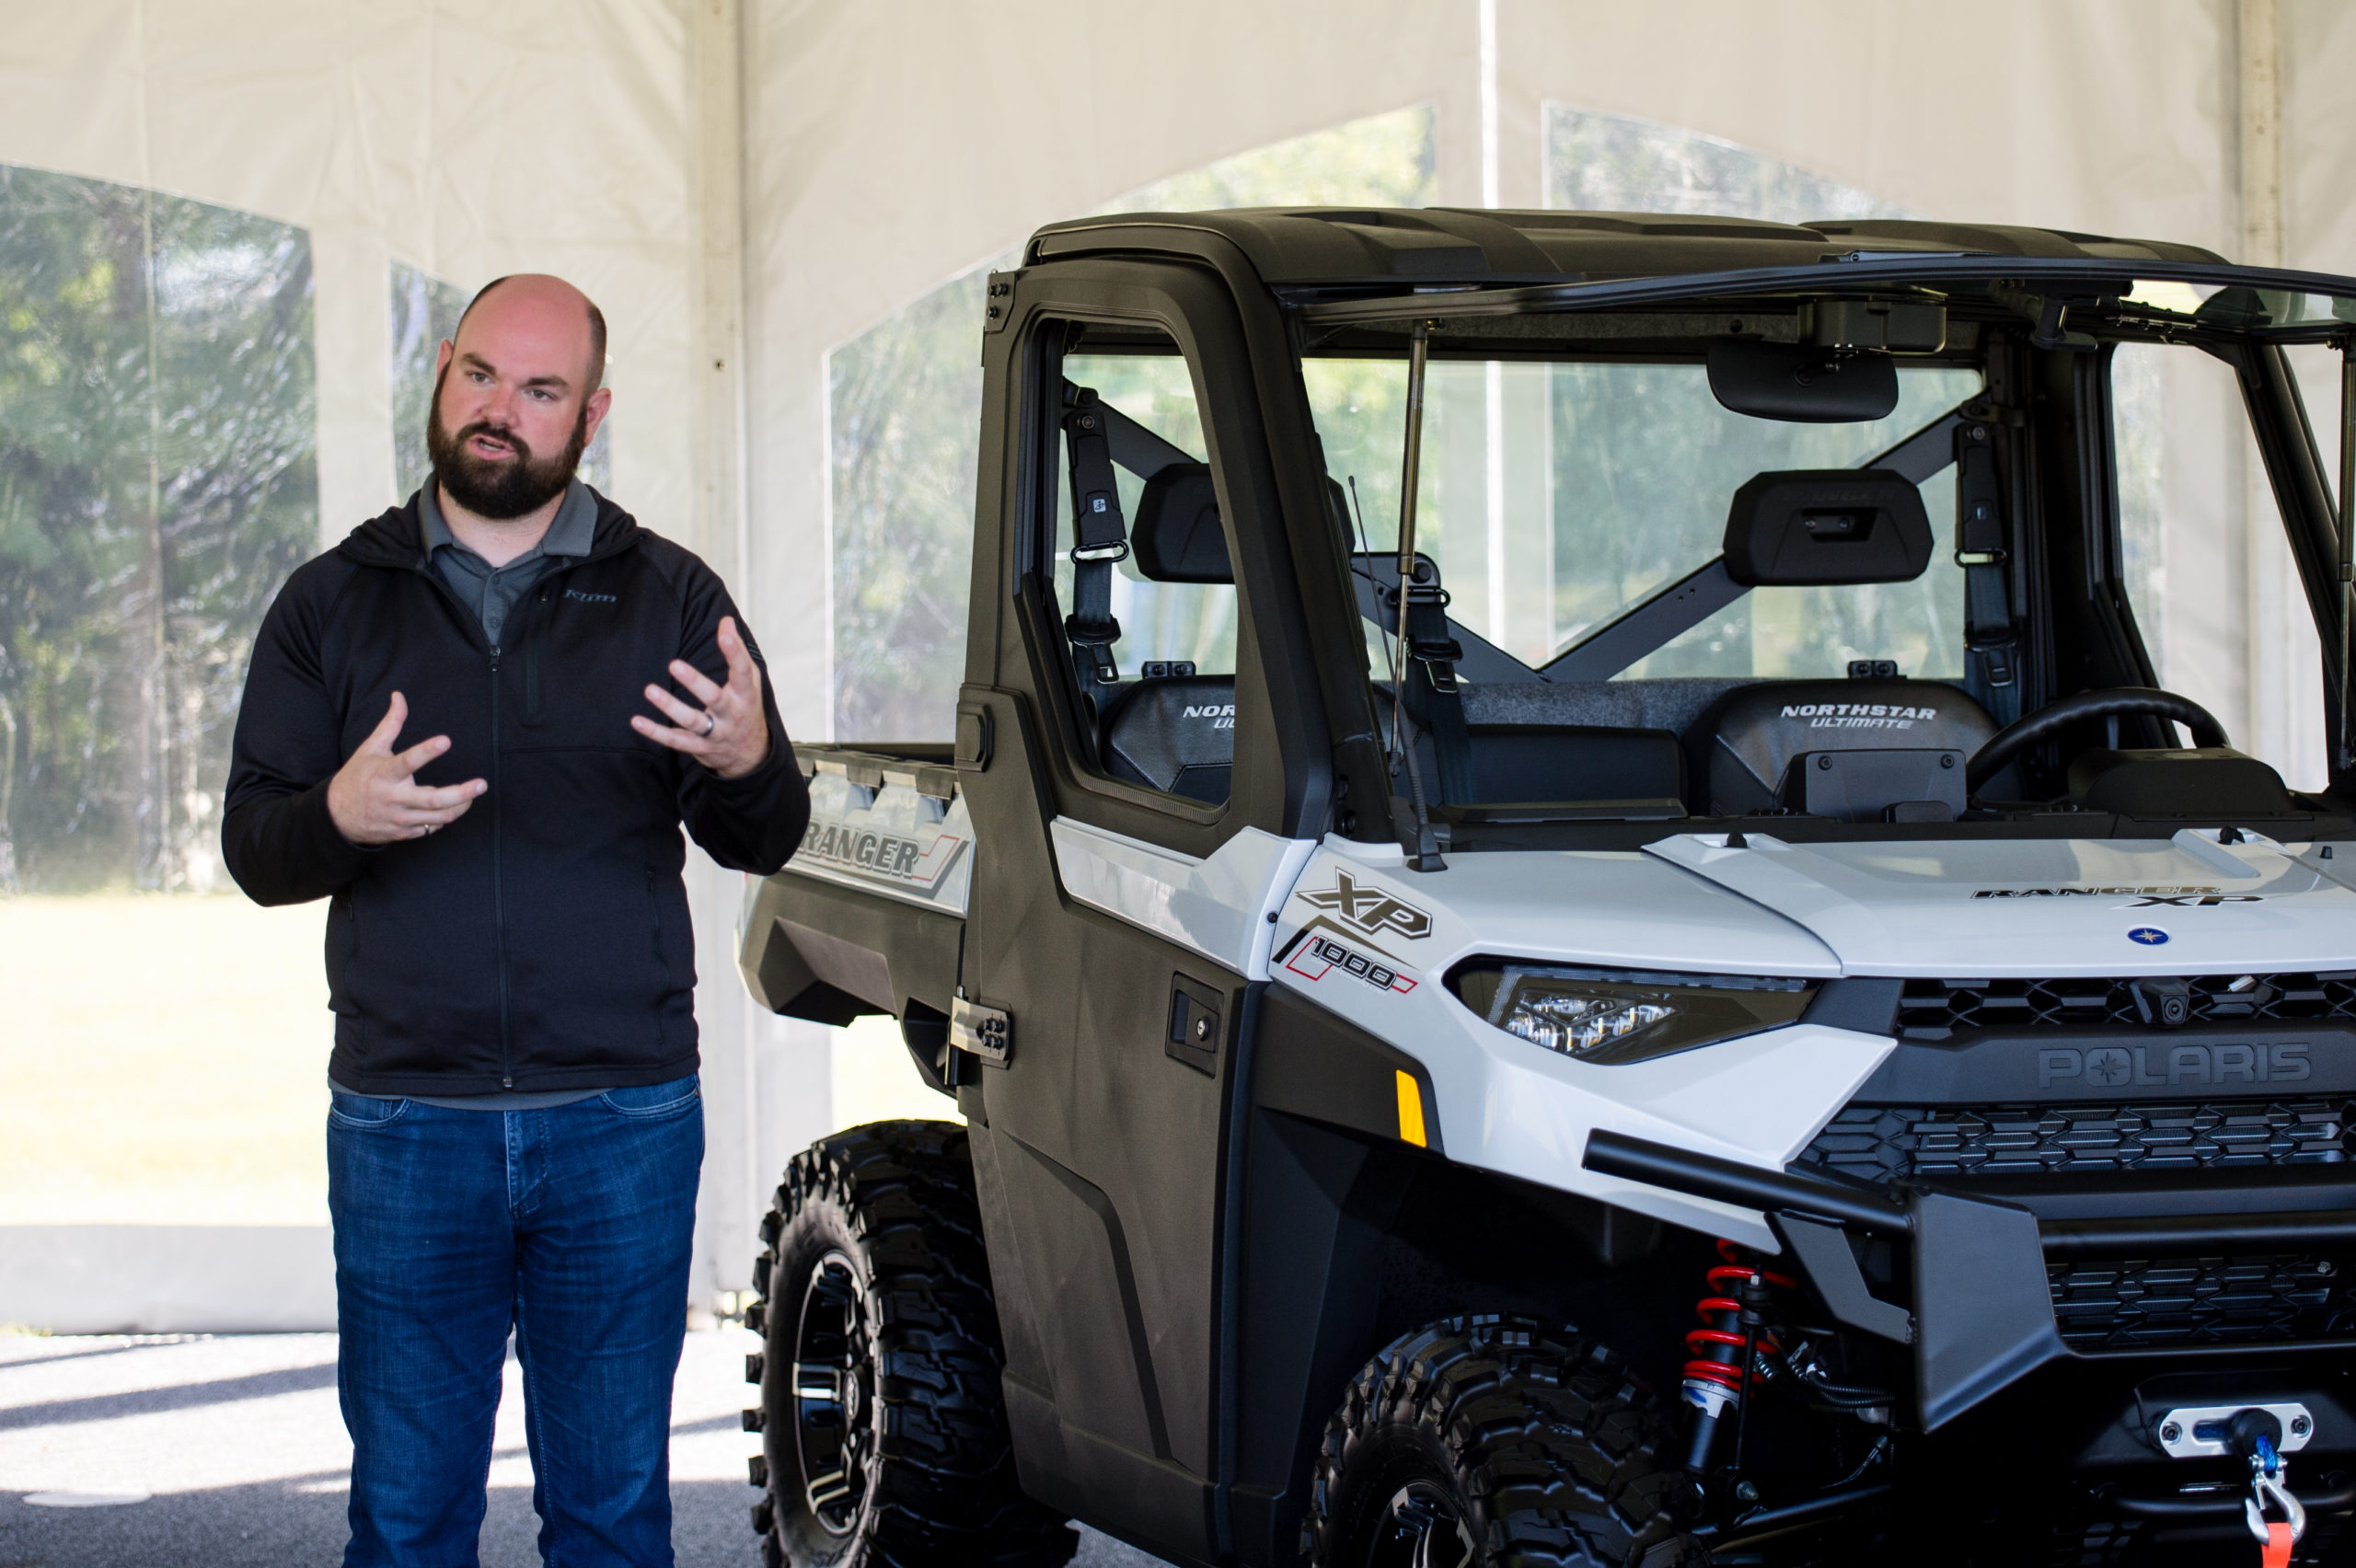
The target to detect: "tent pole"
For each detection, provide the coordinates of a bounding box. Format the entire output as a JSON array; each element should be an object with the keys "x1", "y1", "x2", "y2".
[{"x1": 2339, "y1": 340, "x2": 2354, "y2": 775}]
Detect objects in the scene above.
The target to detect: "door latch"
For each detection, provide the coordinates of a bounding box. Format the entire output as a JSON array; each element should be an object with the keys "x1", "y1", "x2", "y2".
[
  {"x1": 951, "y1": 997, "x2": 1012, "y2": 1066},
  {"x1": 1167, "y1": 976, "x2": 1223, "y2": 1075}
]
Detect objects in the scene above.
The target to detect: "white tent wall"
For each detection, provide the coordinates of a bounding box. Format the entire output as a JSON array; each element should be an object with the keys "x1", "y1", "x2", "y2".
[{"x1": 0, "y1": 0, "x2": 808, "y2": 1323}]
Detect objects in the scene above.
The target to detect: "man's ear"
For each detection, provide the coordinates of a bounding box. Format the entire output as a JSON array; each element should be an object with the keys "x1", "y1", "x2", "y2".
[
  {"x1": 583, "y1": 386, "x2": 613, "y2": 447},
  {"x1": 434, "y1": 339, "x2": 453, "y2": 377}
]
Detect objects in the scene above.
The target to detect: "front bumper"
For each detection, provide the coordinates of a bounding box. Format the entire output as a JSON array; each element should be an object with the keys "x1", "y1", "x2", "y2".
[{"x1": 1586, "y1": 1131, "x2": 2356, "y2": 1435}]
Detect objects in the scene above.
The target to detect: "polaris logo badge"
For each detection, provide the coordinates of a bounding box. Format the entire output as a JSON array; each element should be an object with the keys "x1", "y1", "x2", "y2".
[
  {"x1": 1183, "y1": 703, "x2": 1235, "y2": 730},
  {"x1": 563, "y1": 588, "x2": 618, "y2": 604},
  {"x1": 2039, "y1": 1043, "x2": 2310, "y2": 1089},
  {"x1": 1299, "y1": 871, "x2": 1433, "y2": 940},
  {"x1": 1781, "y1": 702, "x2": 1935, "y2": 731}
]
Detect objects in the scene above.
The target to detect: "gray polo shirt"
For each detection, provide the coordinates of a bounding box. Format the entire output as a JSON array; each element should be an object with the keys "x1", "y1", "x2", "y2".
[
  {"x1": 330, "y1": 480, "x2": 614, "y2": 1113},
  {"x1": 421, "y1": 478, "x2": 599, "y2": 647}
]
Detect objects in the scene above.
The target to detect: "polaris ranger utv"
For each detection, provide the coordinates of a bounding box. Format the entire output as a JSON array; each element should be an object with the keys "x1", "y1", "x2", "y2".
[{"x1": 734, "y1": 206, "x2": 2356, "y2": 1567}]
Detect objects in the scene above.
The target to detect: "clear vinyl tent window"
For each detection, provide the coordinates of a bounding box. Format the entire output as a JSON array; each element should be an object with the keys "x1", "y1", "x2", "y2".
[
  {"x1": 825, "y1": 105, "x2": 1437, "y2": 744},
  {"x1": 0, "y1": 165, "x2": 329, "y2": 1228},
  {"x1": 2113, "y1": 339, "x2": 2329, "y2": 791},
  {"x1": 1544, "y1": 107, "x2": 1911, "y2": 225}
]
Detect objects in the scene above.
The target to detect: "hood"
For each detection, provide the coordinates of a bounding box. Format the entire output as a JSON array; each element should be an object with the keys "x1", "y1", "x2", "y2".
[
  {"x1": 336, "y1": 487, "x2": 642, "y2": 571},
  {"x1": 1646, "y1": 829, "x2": 2356, "y2": 975}
]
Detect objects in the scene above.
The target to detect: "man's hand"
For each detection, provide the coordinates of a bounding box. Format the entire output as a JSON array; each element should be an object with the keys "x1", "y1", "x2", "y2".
[
  {"x1": 327, "y1": 693, "x2": 487, "y2": 845},
  {"x1": 632, "y1": 616, "x2": 772, "y2": 779}
]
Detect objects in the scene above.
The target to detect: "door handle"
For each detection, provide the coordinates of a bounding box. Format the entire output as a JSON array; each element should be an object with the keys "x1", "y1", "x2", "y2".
[{"x1": 1166, "y1": 976, "x2": 1221, "y2": 1075}]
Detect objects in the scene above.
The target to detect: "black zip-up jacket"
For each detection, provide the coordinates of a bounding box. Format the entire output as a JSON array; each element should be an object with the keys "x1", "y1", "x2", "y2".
[{"x1": 223, "y1": 492, "x2": 811, "y2": 1095}]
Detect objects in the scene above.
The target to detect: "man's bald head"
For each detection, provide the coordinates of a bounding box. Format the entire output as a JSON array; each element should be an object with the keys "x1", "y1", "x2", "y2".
[
  {"x1": 429, "y1": 272, "x2": 612, "y2": 520},
  {"x1": 453, "y1": 273, "x2": 607, "y2": 395}
]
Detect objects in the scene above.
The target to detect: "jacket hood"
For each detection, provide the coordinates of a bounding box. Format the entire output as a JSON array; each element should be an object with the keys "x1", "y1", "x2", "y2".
[{"x1": 338, "y1": 487, "x2": 643, "y2": 570}]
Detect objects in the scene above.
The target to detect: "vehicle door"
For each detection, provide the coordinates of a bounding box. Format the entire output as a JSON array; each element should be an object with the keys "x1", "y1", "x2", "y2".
[{"x1": 951, "y1": 260, "x2": 1328, "y2": 1562}]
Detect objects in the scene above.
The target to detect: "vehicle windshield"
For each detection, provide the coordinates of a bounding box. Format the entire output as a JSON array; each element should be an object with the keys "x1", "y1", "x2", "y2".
[
  {"x1": 1306, "y1": 354, "x2": 1983, "y2": 680},
  {"x1": 1298, "y1": 280, "x2": 2356, "y2": 833}
]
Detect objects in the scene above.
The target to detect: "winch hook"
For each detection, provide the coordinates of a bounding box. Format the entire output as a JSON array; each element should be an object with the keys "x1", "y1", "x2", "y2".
[{"x1": 2244, "y1": 1433, "x2": 2304, "y2": 1568}]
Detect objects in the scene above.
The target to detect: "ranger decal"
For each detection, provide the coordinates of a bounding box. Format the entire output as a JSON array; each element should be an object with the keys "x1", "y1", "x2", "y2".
[
  {"x1": 1973, "y1": 885, "x2": 2220, "y2": 899},
  {"x1": 798, "y1": 820, "x2": 966, "y2": 890}
]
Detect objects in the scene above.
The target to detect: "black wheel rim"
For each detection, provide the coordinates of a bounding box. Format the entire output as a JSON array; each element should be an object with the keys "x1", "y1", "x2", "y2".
[
  {"x1": 1363, "y1": 1479, "x2": 1475, "y2": 1568},
  {"x1": 792, "y1": 1250, "x2": 873, "y2": 1537}
]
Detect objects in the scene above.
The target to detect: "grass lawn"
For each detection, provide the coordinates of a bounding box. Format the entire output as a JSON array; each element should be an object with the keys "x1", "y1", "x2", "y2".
[
  {"x1": 0, "y1": 894, "x2": 938, "y2": 1228},
  {"x1": 0, "y1": 894, "x2": 333, "y2": 1225}
]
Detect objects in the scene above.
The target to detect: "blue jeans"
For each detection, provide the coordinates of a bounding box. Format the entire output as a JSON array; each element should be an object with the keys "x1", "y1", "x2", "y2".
[{"x1": 327, "y1": 1076, "x2": 705, "y2": 1568}]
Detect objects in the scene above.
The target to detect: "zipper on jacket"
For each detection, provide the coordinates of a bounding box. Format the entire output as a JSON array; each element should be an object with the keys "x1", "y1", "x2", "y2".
[
  {"x1": 402, "y1": 551, "x2": 598, "y2": 1092},
  {"x1": 490, "y1": 641, "x2": 514, "y2": 1089},
  {"x1": 524, "y1": 587, "x2": 550, "y2": 722}
]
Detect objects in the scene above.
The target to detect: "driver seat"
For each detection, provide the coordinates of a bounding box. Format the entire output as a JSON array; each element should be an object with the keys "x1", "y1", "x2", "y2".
[{"x1": 1689, "y1": 678, "x2": 1998, "y2": 817}]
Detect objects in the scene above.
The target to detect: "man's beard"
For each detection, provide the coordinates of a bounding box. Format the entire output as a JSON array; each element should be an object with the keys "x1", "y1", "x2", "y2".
[{"x1": 426, "y1": 369, "x2": 589, "y2": 521}]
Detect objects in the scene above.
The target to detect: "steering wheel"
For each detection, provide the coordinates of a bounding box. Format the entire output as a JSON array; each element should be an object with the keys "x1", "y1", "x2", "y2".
[{"x1": 1967, "y1": 686, "x2": 2229, "y2": 794}]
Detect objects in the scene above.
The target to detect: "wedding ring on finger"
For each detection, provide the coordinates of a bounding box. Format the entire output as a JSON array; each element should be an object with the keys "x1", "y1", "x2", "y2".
[{"x1": 700, "y1": 711, "x2": 716, "y2": 737}]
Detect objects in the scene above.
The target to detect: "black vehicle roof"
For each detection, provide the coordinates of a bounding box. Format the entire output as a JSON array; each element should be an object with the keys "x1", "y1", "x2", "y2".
[{"x1": 1027, "y1": 206, "x2": 2231, "y2": 288}]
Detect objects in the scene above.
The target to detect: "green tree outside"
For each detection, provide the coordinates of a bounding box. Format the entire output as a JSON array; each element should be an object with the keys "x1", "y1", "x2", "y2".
[{"x1": 0, "y1": 166, "x2": 317, "y2": 894}]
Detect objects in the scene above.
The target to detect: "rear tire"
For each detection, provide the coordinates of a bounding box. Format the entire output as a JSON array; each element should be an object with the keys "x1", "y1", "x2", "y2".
[
  {"x1": 1304, "y1": 1314, "x2": 1703, "y2": 1568},
  {"x1": 746, "y1": 1119, "x2": 1077, "y2": 1568}
]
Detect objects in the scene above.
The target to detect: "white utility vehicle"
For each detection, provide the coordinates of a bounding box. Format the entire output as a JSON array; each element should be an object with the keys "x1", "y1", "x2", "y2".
[{"x1": 736, "y1": 208, "x2": 2356, "y2": 1567}]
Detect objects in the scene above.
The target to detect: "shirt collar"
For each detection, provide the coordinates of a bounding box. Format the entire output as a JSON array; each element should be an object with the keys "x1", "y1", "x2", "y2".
[{"x1": 419, "y1": 478, "x2": 596, "y2": 563}]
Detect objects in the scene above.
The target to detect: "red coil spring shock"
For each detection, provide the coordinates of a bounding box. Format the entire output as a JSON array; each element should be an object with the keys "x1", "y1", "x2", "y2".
[{"x1": 1680, "y1": 1239, "x2": 1794, "y2": 1474}]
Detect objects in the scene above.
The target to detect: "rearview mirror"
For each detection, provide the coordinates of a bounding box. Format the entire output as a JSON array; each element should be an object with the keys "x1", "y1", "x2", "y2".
[{"x1": 1706, "y1": 338, "x2": 1900, "y2": 423}]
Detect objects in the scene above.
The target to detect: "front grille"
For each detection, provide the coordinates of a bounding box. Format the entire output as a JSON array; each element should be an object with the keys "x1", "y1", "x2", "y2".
[
  {"x1": 2048, "y1": 1251, "x2": 2356, "y2": 1347},
  {"x1": 1797, "y1": 1100, "x2": 2354, "y2": 1182},
  {"x1": 1897, "y1": 972, "x2": 2356, "y2": 1041}
]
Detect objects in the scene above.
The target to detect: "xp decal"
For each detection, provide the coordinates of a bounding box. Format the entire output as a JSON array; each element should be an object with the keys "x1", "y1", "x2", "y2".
[
  {"x1": 1297, "y1": 870, "x2": 1433, "y2": 940},
  {"x1": 1285, "y1": 933, "x2": 1417, "y2": 996}
]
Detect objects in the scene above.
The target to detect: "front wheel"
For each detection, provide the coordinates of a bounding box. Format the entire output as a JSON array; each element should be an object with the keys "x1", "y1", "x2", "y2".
[
  {"x1": 1304, "y1": 1314, "x2": 1703, "y2": 1568},
  {"x1": 745, "y1": 1119, "x2": 1076, "y2": 1568}
]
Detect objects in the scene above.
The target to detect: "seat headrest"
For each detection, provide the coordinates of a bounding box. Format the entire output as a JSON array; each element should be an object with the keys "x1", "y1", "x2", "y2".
[
  {"x1": 1724, "y1": 468, "x2": 1931, "y2": 587},
  {"x1": 1131, "y1": 463, "x2": 1230, "y2": 582}
]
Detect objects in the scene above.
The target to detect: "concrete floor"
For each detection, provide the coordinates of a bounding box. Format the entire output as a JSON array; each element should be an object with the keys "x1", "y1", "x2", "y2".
[{"x1": 0, "y1": 1328, "x2": 1168, "y2": 1567}]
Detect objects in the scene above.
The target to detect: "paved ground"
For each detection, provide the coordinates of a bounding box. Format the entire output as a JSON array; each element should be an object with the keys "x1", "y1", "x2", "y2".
[{"x1": 0, "y1": 1328, "x2": 1168, "y2": 1567}]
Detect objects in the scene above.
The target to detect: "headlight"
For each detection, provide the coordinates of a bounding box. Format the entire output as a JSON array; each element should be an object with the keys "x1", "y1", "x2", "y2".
[{"x1": 1456, "y1": 964, "x2": 1814, "y2": 1066}]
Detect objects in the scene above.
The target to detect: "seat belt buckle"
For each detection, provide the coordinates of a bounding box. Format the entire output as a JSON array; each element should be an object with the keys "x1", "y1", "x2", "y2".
[
  {"x1": 1064, "y1": 616, "x2": 1123, "y2": 686},
  {"x1": 1969, "y1": 636, "x2": 2018, "y2": 688},
  {"x1": 1409, "y1": 637, "x2": 1463, "y2": 695}
]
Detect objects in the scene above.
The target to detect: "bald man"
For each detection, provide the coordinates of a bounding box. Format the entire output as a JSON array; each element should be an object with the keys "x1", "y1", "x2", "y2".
[{"x1": 223, "y1": 274, "x2": 810, "y2": 1568}]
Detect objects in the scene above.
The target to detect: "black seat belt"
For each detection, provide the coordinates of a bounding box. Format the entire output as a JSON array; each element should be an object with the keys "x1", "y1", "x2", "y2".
[
  {"x1": 1954, "y1": 419, "x2": 2016, "y2": 692},
  {"x1": 1394, "y1": 571, "x2": 1475, "y2": 804},
  {"x1": 1062, "y1": 388, "x2": 1127, "y2": 686}
]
